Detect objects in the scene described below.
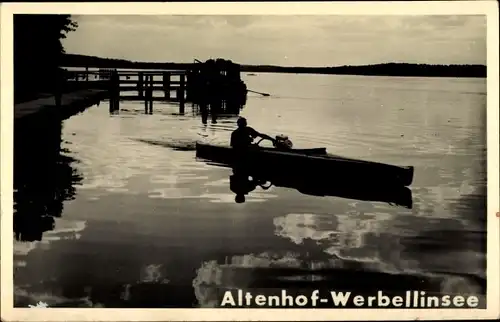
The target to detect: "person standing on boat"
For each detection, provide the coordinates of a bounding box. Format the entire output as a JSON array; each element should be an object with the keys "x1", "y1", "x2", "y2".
[{"x1": 230, "y1": 117, "x2": 276, "y2": 149}]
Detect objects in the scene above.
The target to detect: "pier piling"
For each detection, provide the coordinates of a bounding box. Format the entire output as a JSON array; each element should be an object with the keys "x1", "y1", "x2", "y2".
[
  {"x1": 144, "y1": 74, "x2": 153, "y2": 114},
  {"x1": 138, "y1": 72, "x2": 144, "y2": 99},
  {"x1": 109, "y1": 70, "x2": 120, "y2": 113},
  {"x1": 179, "y1": 74, "x2": 185, "y2": 114},
  {"x1": 163, "y1": 72, "x2": 171, "y2": 99}
]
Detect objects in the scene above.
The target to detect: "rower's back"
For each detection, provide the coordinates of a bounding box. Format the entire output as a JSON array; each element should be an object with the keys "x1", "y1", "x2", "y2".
[
  {"x1": 230, "y1": 126, "x2": 258, "y2": 149},
  {"x1": 230, "y1": 117, "x2": 258, "y2": 149}
]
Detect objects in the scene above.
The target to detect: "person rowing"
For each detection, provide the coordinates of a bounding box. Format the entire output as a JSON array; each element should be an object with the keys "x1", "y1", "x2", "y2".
[{"x1": 230, "y1": 117, "x2": 276, "y2": 149}]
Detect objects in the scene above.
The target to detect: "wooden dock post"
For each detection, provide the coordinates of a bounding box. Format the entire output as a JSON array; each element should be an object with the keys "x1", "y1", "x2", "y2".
[
  {"x1": 138, "y1": 72, "x2": 144, "y2": 99},
  {"x1": 163, "y1": 72, "x2": 171, "y2": 99},
  {"x1": 109, "y1": 70, "x2": 120, "y2": 113},
  {"x1": 109, "y1": 74, "x2": 115, "y2": 113},
  {"x1": 144, "y1": 74, "x2": 153, "y2": 114},
  {"x1": 179, "y1": 73, "x2": 185, "y2": 114},
  {"x1": 150, "y1": 74, "x2": 154, "y2": 113},
  {"x1": 185, "y1": 72, "x2": 192, "y2": 101}
]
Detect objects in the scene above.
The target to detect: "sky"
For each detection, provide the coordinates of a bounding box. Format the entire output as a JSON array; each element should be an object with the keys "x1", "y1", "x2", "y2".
[{"x1": 62, "y1": 15, "x2": 486, "y2": 66}]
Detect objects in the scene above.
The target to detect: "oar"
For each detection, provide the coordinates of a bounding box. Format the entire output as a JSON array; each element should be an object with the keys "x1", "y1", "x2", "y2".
[{"x1": 247, "y1": 89, "x2": 270, "y2": 97}]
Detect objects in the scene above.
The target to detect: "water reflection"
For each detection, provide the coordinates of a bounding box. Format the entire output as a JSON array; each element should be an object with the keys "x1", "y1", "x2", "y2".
[
  {"x1": 198, "y1": 96, "x2": 246, "y2": 125},
  {"x1": 228, "y1": 170, "x2": 412, "y2": 208},
  {"x1": 116, "y1": 89, "x2": 246, "y2": 125},
  {"x1": 109, "y1": 92, "x2": 245, "y2": 128},
  {"x1": 14, "y1": 285, "x2": 100, "y2": 308},
  {"x1": 399, "y1": 191, "x2": 487, "y2": 279},
  {"x1": 11, "y1": 74, "x2": 486, "y2": 309},
  {"x1": 273, "y1": 211, "x2": 399, "y2": 264},
  {"x1": 114, "y1": 264, "x2": 197, "y2": 308},
  {"x1": 192, "y1": 252, "x2": 486, "y2": 308},
  {"x1": 14, "y1": 116, "x2": 83, "y2": 241}
]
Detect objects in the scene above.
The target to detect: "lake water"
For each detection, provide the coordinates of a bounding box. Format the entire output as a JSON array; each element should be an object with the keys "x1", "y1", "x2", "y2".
[{"x1": 13, "y1": 73, "x2": 487, "y2": 308}]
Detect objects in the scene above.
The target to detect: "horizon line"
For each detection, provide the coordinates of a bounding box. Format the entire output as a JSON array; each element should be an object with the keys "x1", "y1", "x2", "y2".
[{"x1": 63, "y1": 53, "x2": 487, "y2": 69}]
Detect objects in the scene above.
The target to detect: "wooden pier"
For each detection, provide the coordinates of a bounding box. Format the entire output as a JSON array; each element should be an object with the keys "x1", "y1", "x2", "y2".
[{"x1": 64, "y1": 58, "x2": 248, "y2": 119}]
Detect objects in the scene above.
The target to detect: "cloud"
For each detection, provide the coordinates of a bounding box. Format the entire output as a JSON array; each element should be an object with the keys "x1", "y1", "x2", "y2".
[{"x1": 63, "y1": 15, "x2": 486, "y2": 66}]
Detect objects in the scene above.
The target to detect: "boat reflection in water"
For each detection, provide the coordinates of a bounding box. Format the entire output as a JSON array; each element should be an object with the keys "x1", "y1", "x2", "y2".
[{"x1": 227, "y1": 167, "x2": 413, "y2": 209}]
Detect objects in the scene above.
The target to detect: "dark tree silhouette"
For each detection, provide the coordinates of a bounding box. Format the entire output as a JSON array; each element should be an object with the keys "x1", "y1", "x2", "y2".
[{"x1": 14, "y1": 14, "x2": 78, "y2": 103}]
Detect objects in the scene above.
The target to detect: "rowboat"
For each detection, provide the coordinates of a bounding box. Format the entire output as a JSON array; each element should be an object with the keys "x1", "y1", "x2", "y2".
[{"x1": 195, "y1": 142, "x2": 414, "y2": 187}]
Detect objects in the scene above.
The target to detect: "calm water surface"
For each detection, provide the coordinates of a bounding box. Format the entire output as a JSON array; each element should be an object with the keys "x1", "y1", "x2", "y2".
[{"x1": 13, "y1": 73, "x2": 487, "y2": 307}]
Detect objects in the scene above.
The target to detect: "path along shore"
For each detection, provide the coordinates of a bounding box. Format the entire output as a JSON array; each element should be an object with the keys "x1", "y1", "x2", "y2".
[{"x1": 14, "y1": 89, "x2": 109, "y2": 122}]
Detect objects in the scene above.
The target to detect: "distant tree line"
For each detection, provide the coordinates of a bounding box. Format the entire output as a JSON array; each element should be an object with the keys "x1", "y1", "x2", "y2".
[
  {"x1": 61, "y1": 53, "x2": 486, "y2": 79},
  {"x1": 240, "y1": 63, "x2": 487, "y2": 78},
  {"x1": 61, "y1": 53, "x2": 195, "y2": 70},
  {"x1": 14, "y1": 14, "x2": 78, "y2": 103}
]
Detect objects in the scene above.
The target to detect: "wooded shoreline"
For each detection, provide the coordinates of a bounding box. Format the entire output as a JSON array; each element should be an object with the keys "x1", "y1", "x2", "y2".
[{"x1": 62, "y1": 53, "x2": 487, "y2": 78}]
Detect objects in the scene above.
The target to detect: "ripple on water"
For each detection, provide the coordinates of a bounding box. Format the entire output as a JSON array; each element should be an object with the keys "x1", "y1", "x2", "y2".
[
  {"x1": 149, "y1": 174, "x2": 211, "y2": 185},
  {"x1": 147, "y1": 188, "x2": 277, "y2": 204}
]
